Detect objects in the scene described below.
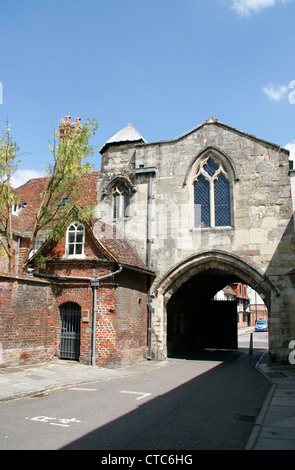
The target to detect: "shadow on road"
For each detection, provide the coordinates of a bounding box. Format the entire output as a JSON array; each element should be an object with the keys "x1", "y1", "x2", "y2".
[{"x1": 61, "y1": 349, "x2": 271, "y2": 450}]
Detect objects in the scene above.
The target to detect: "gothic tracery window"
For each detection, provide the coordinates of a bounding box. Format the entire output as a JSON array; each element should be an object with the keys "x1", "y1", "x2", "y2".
[
  {"x1": 194, "y1": 157, "x2": 231, "y2": 228},
  {"x1": 112, "y1": 183, "x2": 129, "y2": 219}
]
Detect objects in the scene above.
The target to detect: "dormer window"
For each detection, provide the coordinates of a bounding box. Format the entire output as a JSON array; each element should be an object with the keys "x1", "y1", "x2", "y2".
[
  {"x1": 12, "y1": 202, "x2": 24, "y2": 215},
  {"x1": 29, "y1": 234, "x2": 47, "y2": 258},
  {"x1": 65, "y1": 222, "x2": 85, "y2": 257},
  {"x1": 59, "y1": 196, "x2": 71, "y2": 208}
]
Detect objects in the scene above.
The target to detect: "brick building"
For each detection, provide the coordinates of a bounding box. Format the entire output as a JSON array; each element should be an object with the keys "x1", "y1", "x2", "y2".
[
  {"x1": 1, "y1": 115, "x2": 294, "y2": 366},
  {"x1": 28, "y1": 219, "x2": 154, "y2": 367},
  {"x1": 0, "y1": 118, "x2": 154, "y2": 367}
]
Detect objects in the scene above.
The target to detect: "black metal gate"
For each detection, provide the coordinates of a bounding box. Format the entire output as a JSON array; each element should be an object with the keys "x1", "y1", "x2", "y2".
[{"x1": 59, "y1": 302, "x2": 81, "y2": 360}]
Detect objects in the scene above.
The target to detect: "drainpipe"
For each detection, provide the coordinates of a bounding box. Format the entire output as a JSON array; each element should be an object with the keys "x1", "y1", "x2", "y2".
[
  {"x1": 15, "y1": 236, "x2": 21, "y2": 275},
  {"x1": 89, "y1": 266, "x2": 123, "y2": 366},
  {"x1": 135, "y1": 166, "x2": 156, "y2": 359},
  {"x1": 135, "y1": 166, "x2": 156, "y2": 269},
  {"x1": 29, "y1": 265, "x2": 123, "y2": 366}
]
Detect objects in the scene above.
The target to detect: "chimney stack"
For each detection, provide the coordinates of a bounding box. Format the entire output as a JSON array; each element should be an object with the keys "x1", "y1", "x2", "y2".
[{"x1": 59, "y1": 115, "x2": 82, "y2": 139}]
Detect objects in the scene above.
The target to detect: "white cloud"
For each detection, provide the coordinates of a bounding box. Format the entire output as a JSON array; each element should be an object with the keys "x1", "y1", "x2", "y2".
[
  {"x1": 262, "y1": 83, "x2": 289, "y2": 101},
  {"x1": 230, "y1": 0, "x2": 294, "y2": 16},
  {"x1": 11, "y1": 169, "x2": 44, "y2": 188},
  {"x1": 285, "y1": 141, "x2": 295, "y2": 162}
]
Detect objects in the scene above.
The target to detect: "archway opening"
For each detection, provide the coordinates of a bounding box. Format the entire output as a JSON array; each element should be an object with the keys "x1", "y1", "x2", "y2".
[{"x1": 166, "y1": 268, "x2": 269, "y2": 357}]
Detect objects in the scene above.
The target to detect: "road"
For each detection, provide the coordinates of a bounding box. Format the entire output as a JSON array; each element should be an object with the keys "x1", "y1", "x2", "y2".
[
  {"x1": 0, "y1": 330, "x2": 270, "y2": 451},
  {"x1": 238, "y1": 328, "x2": 268, "y2": 350}
]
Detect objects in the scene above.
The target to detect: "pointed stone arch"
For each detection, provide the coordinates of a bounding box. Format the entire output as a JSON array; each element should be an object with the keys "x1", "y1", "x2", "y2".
[
  {"x1": 150, "y1": 250, "x2": 279, "y2": 359},
  {"x1": 101, "y1": 175, "x2": 136, "y2": 200},
  {"x1": 183, "y1": 146, "x2": 239, "y2": 188},
  {"x1": 152, "y1": 250, "x2": 279, "y2": 309}
]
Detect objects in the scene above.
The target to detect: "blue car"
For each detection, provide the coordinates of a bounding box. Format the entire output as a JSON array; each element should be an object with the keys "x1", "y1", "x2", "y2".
[{"x1": 255, "y1": 319, "x2": 268, "y2": 332}]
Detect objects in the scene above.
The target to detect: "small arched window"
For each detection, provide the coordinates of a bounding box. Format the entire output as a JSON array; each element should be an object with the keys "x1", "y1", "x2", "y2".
[
  {"x1": 112, "y1": 183, "x2": 129, "y2": 219},
  {"x1": 66, "y1": 222, "x2": 85, "y2": 257},
  {"x1": 194, "y1": 157, "x2": 231, "y2": 228}
]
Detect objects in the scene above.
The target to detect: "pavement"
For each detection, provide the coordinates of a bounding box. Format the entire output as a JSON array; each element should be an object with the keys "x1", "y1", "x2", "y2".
[
  {"x1": 0, "y1": 348, "x2": 294, "y2": 450},
  {"x1": 246, "y1": 350, "x2": 295, "y2": 450},
  {"x1": 0, "y1": 358, "x2": 167, "y2": 402}
]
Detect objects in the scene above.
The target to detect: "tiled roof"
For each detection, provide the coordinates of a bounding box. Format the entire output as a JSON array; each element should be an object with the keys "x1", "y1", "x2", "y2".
[
  {"x1": 12, "y1": 170, "x2": 100, "y2": 234},
  {"x1": 15, "y1": 171, "x2": 154, "y2": 275},
  {"x1": 93, "y1": 221, "x2": 154, "y2": 274},
  {"x1": 223, "y1": 286, "x2": 237, "y2": 297}
]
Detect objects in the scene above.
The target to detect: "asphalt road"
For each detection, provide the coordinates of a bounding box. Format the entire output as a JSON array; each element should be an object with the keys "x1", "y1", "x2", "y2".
[{"x1": 0, "y1": 335, "x2": 271, "y2": 451}]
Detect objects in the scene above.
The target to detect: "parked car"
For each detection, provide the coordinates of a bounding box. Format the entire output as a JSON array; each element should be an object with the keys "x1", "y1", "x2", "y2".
[{"x1": 255, "y1": 319, "x2": 268, "y2": 332}]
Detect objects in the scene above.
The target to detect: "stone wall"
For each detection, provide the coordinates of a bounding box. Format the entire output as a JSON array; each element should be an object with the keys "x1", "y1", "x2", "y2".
[{"x1": 98, "y1": 119, "x2": 295, "y2": 363}]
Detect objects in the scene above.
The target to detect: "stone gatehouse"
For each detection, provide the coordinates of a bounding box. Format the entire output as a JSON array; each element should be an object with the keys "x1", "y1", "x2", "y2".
[{"x1": 97, "y1": 117, "x2": 295, "y2": 364}]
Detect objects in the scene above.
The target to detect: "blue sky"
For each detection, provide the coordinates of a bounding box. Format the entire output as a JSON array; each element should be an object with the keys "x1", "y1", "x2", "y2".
[{"x1": 1, "y1": 0, "x2": 295, "y2": 187}]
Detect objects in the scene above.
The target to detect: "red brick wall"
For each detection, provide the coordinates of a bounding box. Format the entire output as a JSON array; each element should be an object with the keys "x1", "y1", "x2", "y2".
[
  {"x1": 0, "y1": 228, "x2": 151, "y2": 369},
  {"x1": 50, "y1": 267, "x2": 149, "y2": 368},
  {"x1": 114, "y1": 270, "x2": 148, "y2": 367},
  {"x1": 0, "y1": 274, "x2": 57, "y2": 367},
  {"x1": 40, "y1": 232, "x2": 150, "y2": 368}
]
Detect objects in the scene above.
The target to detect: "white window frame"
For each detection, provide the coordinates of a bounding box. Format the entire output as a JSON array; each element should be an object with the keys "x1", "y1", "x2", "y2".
[
  {"x1": 12, "y1": 202, "x2": 23, "y2": 215},
  {"x1": 65, "y1": 222, "x2": 86, "y2": 258},
  {"x1": 29, "y1": 233, "x2": 48, "y2": 258}
]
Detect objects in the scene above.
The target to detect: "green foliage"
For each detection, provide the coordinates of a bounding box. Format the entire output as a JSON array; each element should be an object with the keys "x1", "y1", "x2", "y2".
[
  {"x1": 0, "y1": 117, "x2": 99, "y2": 274},
  {"x1": 0, "y1": 119, "x2": 21, "y2": 273},
  {"x1": 20, "y1": 117, "x2": 98, "y2": 271},
  {"x1": 0, "y1": 119, "x2": 20, "y2": 216},
  {"x1": 35, "y1": 254, "x2": 48, "y2": 270}
]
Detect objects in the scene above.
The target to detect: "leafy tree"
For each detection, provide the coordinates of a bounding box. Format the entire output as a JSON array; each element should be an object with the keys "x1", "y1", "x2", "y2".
[
  {"x1": 0, "y1": 117, "x2": 98, "y2": 274},
  {"x1": 0, "y1": 119, "x2": 20, "y2": 273}
]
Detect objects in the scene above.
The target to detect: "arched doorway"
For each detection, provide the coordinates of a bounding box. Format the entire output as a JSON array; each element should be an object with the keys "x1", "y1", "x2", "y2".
[
  {"x1": 152, "y1": 251, "x2": 276, "y2": 359},
  {"x1": 59, "y1": 302, "x2": 81, "y2": 361}
]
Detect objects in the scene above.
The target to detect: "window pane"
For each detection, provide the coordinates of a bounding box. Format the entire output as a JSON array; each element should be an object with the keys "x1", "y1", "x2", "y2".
[
  {"x1": 203, "y1": 159, "x2": 219, "y2": 177},
  {"x1": 194, "y1": 176, "x2": 210, "y2": 227},
  {"x1": 68, "y1": 232, "x2": 75, "y2": 243},
  {"x1": 113, "y1": 194, "x2": 120, "y2": 219},
  {"x1": 75, "y1": 244, "x2": 83, "y2": 255},
  {"x1": 123, "y1": 194, "x2": 129, "y2": 217},
  {"x1": 68, "y1": 243, "x2": 74, "y2": 255},
  {"x1": 76, "y1": 233, "x2": 83, "y2": 243},
  {"x1": 214, "y1": 174, "x2": 231, "y2": 226},
  {"x1": 118, "y1": 184, "x2": 126, "y2": 194}
]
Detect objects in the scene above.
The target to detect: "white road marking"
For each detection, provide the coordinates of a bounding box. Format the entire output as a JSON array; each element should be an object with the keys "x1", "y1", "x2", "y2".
[
  {"x1": 120, "y1": 390, "x2": 151, "y2": 400},
  {"x1": 27, "y1": 416, "x2": 81, "y2": 427},
  {"x1": 69, "y1": 387, "x2": 97, "y2": 391}
]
